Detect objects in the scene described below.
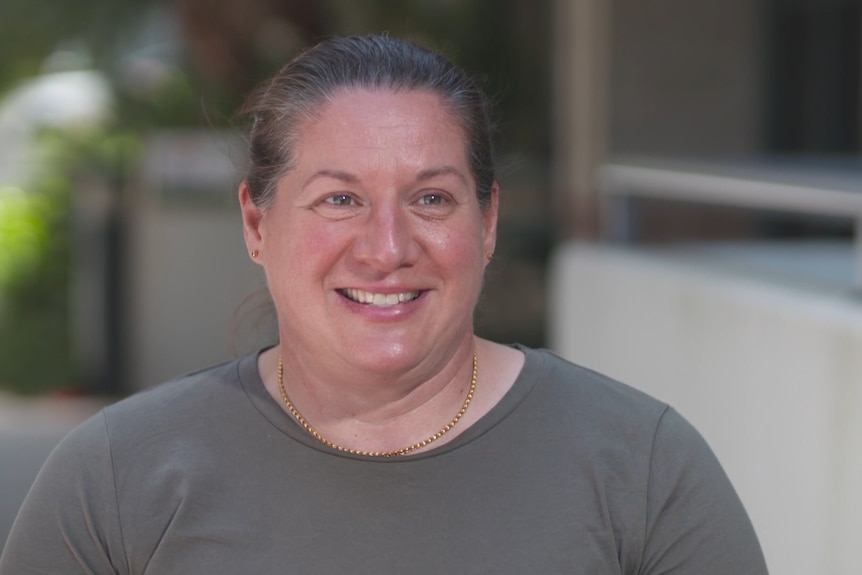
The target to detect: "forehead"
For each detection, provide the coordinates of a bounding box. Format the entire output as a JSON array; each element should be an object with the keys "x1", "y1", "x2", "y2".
[
  {"x1": 321, "y1": 87, "x2": 458, "y2": 122},
  {"x1": 294, "y1": 88, "x2": 469, "y2": 158}
]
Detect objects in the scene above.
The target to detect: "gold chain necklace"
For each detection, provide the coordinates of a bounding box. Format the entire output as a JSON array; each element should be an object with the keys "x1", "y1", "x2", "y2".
[{"x1": 277, "y1": 349, "x2": 478, "y2": 457}]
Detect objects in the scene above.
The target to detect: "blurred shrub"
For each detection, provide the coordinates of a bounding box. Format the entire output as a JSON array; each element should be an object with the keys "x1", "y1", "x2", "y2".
[{"x1": 0, "y1": 128, "x2": 138, "y2": 395}]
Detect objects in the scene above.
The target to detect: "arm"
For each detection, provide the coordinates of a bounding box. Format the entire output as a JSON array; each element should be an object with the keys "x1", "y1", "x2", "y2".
[
  {"x1": 0, "y1": 413, "x2": 125, "y2": 574},
  {"x1": 639, "y1": 407, "x2": 768, "y2": 574}
]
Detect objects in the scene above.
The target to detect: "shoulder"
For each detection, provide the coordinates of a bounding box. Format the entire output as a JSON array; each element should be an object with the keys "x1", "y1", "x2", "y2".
[
  {"x1": 43, "y1": 356, "x2": 256, "y2": 467},
  {"x1": 517, "y1": 347, "x2": 723, "y2": 479},
  {"x1": 517, "y1": 346, "x2": 671, "y2": 432},
  {"x1": 112, "y1": 356, "x2": 245, "y2": 408},
  {"x1": 514, "y1": 345, "x2": 735, "y2": 471},
  {"x1": 521, "y1": 348, "x2": 724, "y2": 469},
  {"x1": 509, "y1": 347, "x2": 719, "y2": 490},
  {"x1": 102, "y1": 356, "x2": 249, "y2": 435},
  {"x1": 512, "y1": 347, "x2": 767, "y2": 572},
  {"x1": 499, "y1": 346, "x2": 678, "y2": 495}
]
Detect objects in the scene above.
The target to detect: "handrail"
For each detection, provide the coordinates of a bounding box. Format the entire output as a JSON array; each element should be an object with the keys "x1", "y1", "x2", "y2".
[{"x1": 599, "y1": 156, "x2": 862, "y2": 289}]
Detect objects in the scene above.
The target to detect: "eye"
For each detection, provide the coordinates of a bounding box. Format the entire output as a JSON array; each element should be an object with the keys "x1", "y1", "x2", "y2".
[
  {"x1": 418, "y1": 193, "x2": 447, "y2": 206},
  {"x1": 324, "y1": 194, "x2": 356, "y2": 207},
  {"x1": 411, "y1": 190, "x2": 458, "y2": 219}
]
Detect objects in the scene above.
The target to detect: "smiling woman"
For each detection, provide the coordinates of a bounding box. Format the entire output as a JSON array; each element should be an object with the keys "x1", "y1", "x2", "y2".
[
  {"x1": 240, "y1": 89, "x2": 495, "y2": 410},
  {"x1": 0, "y1": 35, "x2": 768, "y2": 575}
]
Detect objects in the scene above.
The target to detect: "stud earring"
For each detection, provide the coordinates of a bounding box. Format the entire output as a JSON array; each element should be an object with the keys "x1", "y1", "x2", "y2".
[
  {"x1": 485, "y1": 251, "x2": 494, "y2": 262},
  {"x1": 251, "y1": 250, "x2": 259, "y2": 259}
]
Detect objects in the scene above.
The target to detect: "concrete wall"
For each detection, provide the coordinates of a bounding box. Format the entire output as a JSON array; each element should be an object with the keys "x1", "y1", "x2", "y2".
[
  {"x1": 125, "y1": 131, "x2": 274, "y2": 391},
  {"x1": 549, "y1": 242, "x2": 862, "y2": 575}
]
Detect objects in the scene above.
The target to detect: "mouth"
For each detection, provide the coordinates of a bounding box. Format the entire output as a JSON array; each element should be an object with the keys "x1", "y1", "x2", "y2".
[{"x1": 339, "y1": 288, "x2": 421, "y2": 307}]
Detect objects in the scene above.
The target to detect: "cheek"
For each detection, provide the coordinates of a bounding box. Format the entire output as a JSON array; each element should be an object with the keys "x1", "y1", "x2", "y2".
[
  {"x1": 425, "y1": 224, "x2": 485, "y2": 272},
  {"x1": 263, "y1": 219, "x2": 347, "y2": 282}
]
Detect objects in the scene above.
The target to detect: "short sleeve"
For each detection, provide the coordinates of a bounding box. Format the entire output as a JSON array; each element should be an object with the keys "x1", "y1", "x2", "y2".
[
  {"x1": 639, "y1": 407, "x2": 768, "y2": 574},
  {"x1": 0, "y1": 412, "x2": 126, "y2": 574}
]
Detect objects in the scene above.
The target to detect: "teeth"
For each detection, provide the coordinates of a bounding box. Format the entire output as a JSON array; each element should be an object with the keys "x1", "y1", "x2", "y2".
[{"x1": 343, "y1": 289, "x2": 419, "y2": 307}]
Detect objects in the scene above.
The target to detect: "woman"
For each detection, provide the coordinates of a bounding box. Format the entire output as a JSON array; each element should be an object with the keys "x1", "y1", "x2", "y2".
[{"x1": 0, "y1": 35, "x2": 768, "y2": 574}]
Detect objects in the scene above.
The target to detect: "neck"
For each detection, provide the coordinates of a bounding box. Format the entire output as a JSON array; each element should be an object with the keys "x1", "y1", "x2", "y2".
[
  {"x1": 261, "y1": 337, "x2": 479, "y2": 453},
  {"x1": 278, "y1": 348, "x2": 477, "y2": 457}
]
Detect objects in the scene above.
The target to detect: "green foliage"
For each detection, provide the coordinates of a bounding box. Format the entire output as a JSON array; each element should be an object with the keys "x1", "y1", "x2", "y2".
[
  {"x1": 0, "y1": 188, "x2": 50, "y2": 289},
  {"x1": 0, "y1": 127, "x2": 139, "y2": 395},
  {"x1": 0, "y1": 181, "x2": 73, "y2": 394}
]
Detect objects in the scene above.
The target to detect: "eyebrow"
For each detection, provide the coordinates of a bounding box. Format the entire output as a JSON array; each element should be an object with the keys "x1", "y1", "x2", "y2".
[
  {"x1": 301, "y1": 169, "x2": 359, "y2": 189},
  {"x1": 416, "y1": 166, "x2": 469, "y2": 185},
  {"x1": 301, "y1": 165, "x2": 469, "y2": 190}
]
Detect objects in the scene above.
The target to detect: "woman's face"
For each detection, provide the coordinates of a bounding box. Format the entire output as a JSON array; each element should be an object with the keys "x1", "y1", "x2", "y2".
[{"x1": 241, "y1": 89, "x2": 498, "y2": 377}]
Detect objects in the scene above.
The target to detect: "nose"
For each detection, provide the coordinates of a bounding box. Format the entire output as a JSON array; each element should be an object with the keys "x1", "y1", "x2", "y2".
[{"x1": 352, "y1": 201, "x2": 416, "y2": 272}]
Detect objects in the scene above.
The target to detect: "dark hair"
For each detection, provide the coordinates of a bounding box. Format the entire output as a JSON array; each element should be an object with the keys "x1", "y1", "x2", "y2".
[{"x1": 240, "y1": 34, "x2": 496, "y2": 210}]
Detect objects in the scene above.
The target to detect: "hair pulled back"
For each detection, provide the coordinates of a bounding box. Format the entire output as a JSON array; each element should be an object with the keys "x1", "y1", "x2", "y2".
[{"x1": 240, "y1": 34, "x2": 496, "y2": 210}]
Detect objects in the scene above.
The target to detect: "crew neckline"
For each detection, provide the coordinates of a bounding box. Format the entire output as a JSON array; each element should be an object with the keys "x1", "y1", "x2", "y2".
[{"x1": 238, "y1": 344, "x2": 545, "y2": 462}]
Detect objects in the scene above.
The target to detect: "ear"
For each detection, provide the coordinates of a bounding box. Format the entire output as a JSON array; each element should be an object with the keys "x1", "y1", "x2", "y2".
[
  {"x1": 239, "y1": 181, "x2": 264, "y2": 262},
  {"x1": 482, "y1": 181, "x2": 499, "y2": 262}
]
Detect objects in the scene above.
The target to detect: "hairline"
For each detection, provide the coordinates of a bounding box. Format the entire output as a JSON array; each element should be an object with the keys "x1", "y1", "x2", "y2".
[{"x1": 255, "y1": 86, "x2": 485, "y2": 211}]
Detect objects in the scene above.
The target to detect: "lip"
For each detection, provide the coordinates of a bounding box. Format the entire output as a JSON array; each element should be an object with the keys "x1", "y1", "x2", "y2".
[
  {"x1": 337, "y1": 288, "x2": 427, "y2": 318},
  {"x1": 338, "y1": 287, "x2": 424, "y2": 306}
]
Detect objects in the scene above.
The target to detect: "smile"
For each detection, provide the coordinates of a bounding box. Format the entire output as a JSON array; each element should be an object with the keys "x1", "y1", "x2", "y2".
[{"x1": 340, "y1": 288, "x2": 421, "y2": 307}]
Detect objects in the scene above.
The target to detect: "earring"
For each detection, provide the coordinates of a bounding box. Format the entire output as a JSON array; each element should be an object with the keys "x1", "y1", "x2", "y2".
[
  {"x1": 485, "y1": 251, "x2": 494, "y2": 262},
  {"x1": 251, "y1": 250, "x2": 259, "y2": 259}
]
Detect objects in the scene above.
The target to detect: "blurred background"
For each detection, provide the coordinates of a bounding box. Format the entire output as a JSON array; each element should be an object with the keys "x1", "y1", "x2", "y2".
[{"x1": 1, "y1": 0, "x2": 861, "y2": 573}]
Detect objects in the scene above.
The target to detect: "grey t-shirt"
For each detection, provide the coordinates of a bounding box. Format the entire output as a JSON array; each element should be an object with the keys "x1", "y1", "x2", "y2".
[{"x1": 0, "y1": 346, "x2": 768, "y2": 574}]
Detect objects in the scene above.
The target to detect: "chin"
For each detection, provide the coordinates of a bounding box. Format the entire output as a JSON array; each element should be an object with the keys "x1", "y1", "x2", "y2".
[{"x1": 343, "y1": 340, "x2": 422, "y2": 372}]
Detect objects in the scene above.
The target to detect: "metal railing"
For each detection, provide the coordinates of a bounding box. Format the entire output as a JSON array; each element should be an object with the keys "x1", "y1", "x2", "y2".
[{"x1": 600, "y1": 156, "x2": 862, "y2": 288}]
